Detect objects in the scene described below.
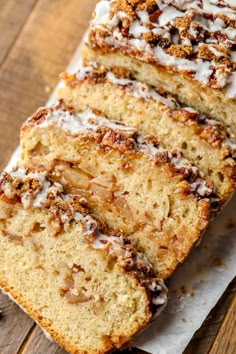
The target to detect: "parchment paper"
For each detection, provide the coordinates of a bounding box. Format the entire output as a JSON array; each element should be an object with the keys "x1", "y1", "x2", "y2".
[{"x1": 5, "y1": 35, "x2": 236, "y2": 354}]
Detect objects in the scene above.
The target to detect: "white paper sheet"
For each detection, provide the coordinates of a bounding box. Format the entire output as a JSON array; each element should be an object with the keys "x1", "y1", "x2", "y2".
[
  {"x1": 5, "y1": 35, "x2": 236, "y2": 354},
  {"x1": 134, "y1": 195, "x2": 236, "y2": 353}
]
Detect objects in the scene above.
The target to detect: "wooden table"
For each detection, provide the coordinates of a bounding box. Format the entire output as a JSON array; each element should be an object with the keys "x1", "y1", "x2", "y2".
[{"x1": 0, "y1": 1, "x2": 235, "y2": 353}]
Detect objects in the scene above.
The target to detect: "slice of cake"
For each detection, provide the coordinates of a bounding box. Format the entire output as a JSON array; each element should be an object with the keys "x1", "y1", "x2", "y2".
[
  {"x1": 83, "y1": 0, "x2": 236, "y2": 133},
  {"x1": 59, "y1": 64, "x2": 236, "y2": 203},
  {"x1": 0, "y1": 166, "x2": 168, "y2": 353},
  {"x1": 20, "y1": 102, "x2": 219, "y2": 278}
]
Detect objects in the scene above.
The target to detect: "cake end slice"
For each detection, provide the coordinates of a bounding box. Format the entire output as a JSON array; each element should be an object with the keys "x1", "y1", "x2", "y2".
[{"x1": 0, "y1": 166, "x2": 168, "y2": 354}]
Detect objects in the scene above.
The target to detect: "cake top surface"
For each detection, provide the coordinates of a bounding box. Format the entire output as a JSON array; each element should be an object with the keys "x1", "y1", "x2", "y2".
[
  {"x1": 0, "y1": 165, "x2": 168, "y2": 314},
  {"x1": 88, "y1": 0, "x2": 236, "y2": 97}
]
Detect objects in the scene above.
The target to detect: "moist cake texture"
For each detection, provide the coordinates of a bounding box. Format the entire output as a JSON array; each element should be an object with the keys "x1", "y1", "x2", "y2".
[
  {"x1": 0, "y1": 166, "x2": 168, "y2": 354},
  {"x1": 20, "y1": 102, "x2": 219, "y2": 278},
  {"x1": 59, "y1": 63, "x2": 236, "y2": 203},
  {"x1": 84, "y1": 0, "x2": 236, "y2": 132}
]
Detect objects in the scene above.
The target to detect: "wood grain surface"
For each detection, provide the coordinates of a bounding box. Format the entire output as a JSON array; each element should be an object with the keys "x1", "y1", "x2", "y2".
[
  {"x1": 0, "y1": 0, "x2": 37, "y2": 65},
  {"x1": 0, "y1": 1, "x2": 235, "y2": 353}
]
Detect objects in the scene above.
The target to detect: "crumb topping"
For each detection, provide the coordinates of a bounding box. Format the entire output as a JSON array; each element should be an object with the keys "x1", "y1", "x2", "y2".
[
  {"x1": 0, "y1": 167, "x2": 88, "y2": 221},
  {"x1": 87, "y1": 0, "x2": 236, "y2": 97}
]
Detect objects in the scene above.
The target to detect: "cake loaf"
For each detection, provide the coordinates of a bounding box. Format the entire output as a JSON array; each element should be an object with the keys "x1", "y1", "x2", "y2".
[
  {"x1": 20, "y1": 102, "x2": 219, "y2": 278},
  {"x1": 59, "y1": 64, "x2": 236, "y2": 203},
  {"x1": 83, "y1": 0, "x2": 236, "y2": 133},
  {"x1": 0, "y1": 166, "x2": 168, "y2": 354}
]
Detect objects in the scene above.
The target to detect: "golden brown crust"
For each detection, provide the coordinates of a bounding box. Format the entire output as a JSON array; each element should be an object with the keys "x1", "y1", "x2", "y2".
[{"x1": 0, "y1": 279, "x2": 114, "y2": 354}]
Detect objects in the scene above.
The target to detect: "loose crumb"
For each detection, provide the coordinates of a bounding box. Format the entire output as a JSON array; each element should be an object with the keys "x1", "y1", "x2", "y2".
[
  {"x1": 180, "y1": 285, "x2": 187, "y2": 295},
  {"x1": 212, "y1": 257, "x2": 227, "y2": 270}
]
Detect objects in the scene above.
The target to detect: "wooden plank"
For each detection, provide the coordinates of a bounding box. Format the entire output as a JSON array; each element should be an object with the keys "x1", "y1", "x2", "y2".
[
  {"x1": 21, "y1": 326, "x2": 149, "y2": 354},
  {"x1": 0, "y1": 0, "x2": 37, "y2": 66},
  {"x1": 0, "y1": 293, "x2": 34, "y2": 354},
  {"x1": 210, "y1": 295, "x2": 236, "y2": 354},
  {"x1": 0, "y1": 0, "x2": 98, "y2": 170},
  {"x1": 20, "y1": 326, "x2": 67, "y2": 354},
  {"x1": 184, "y1": 279, "x2": 236, "y2": 354}
]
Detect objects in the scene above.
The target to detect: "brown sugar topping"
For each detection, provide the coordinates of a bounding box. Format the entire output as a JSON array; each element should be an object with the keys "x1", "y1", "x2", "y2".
[{"x1": 88, "y1": 0, "x2": 236, "y2": 96}]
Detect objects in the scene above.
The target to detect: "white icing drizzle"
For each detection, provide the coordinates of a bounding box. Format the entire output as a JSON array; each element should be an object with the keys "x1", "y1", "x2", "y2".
[
  {"x1": 137, "y1": 10, "x2": 150, "y2": 24},
  {"x1": 208, "y1": 44, "x2": 225, "y2": 57},
  {"x1": 183, "y1": 106, "x2": 198, "y2": 113},
  {"x1": 129, "y1": 19, "x2": 149, "y2": 37},
  {"x1": 91, "y1": 231, "x2": 168, "y2": 309},
  {"x1": 89, "y1": 0, "x2": 236, "y2": 96},
  {"x1": 93, "y1": 0, "x2": 111, "y2": 26},
  {"x1": 9, "y1": 166, "x2": 46, "y2": 182},
  {"x1": 147, "y1": 280, "x2": 168, "y2": 305},
  {"x1": 32, "y1": 180, "x2": 51, "y2": 208},
  {"x1": 92, "y1": 233, "x2": 124, "y2": 253},
  {"x1": 202, "y1": 0, "x2": 236, "y2": 17},
  {"x1": 0, "y1": 167, "x2": 105, "y2": 236},
  {"x1": 190, "y1": 180, "x2": 213, "y2": 197},
  {"x1": 153, "y1": 47, "x2": 214, "y2": 84},
  {"x1": 1, "y1": 167, "x2": 66, "y2": 210},
  {"x1": 75, "y1": 66, "x2": 94, "y2": 80},
  {"x1": 226, "y1": 27, "x2": 236, "y2": 41},
  {"x1": 158, "y1": 6, "x2": 185, "y2": 26},
  {"x1": 41, "y1": 107, "x2": 136, "y2": 135},
  {"x1": 74, "y1": 64, "x2": 176, "y2": 107},
  {"x1": 224, "y1": 0, "x2": 236, "y2": 6},
  {"x1": 194, "y1": 60, "x2": 214, "y2": 85},
  {"x1": 162, "y1": 0, "x2": 236, "y2": 12},
  {"x1": 137, "y1": 136, "x2": 165, "y2": 157},
  {"x1": 226, "y1": 72, "x2": 236, "y2": 98},
  {"x1": 137, "y1": 136, "x2": 215, "y2": 197},
  {"x1": 225, "y1": 138, "x2": 236, "y2": 151}
]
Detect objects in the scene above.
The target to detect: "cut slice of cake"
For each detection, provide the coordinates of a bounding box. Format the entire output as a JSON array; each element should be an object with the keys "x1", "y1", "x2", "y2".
[
  {"x1": 83, "y1": 0, "x2": 236, "y2": 133},
  {"x1": 59, "y1": 64, "x2": 236, "y2": 203},
  {"x1": 0, "y1": 166, "x2": 168, "y2": 354},
  {"x1": 20, "y1": 102, "x2": 219, "y2": 278}
]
